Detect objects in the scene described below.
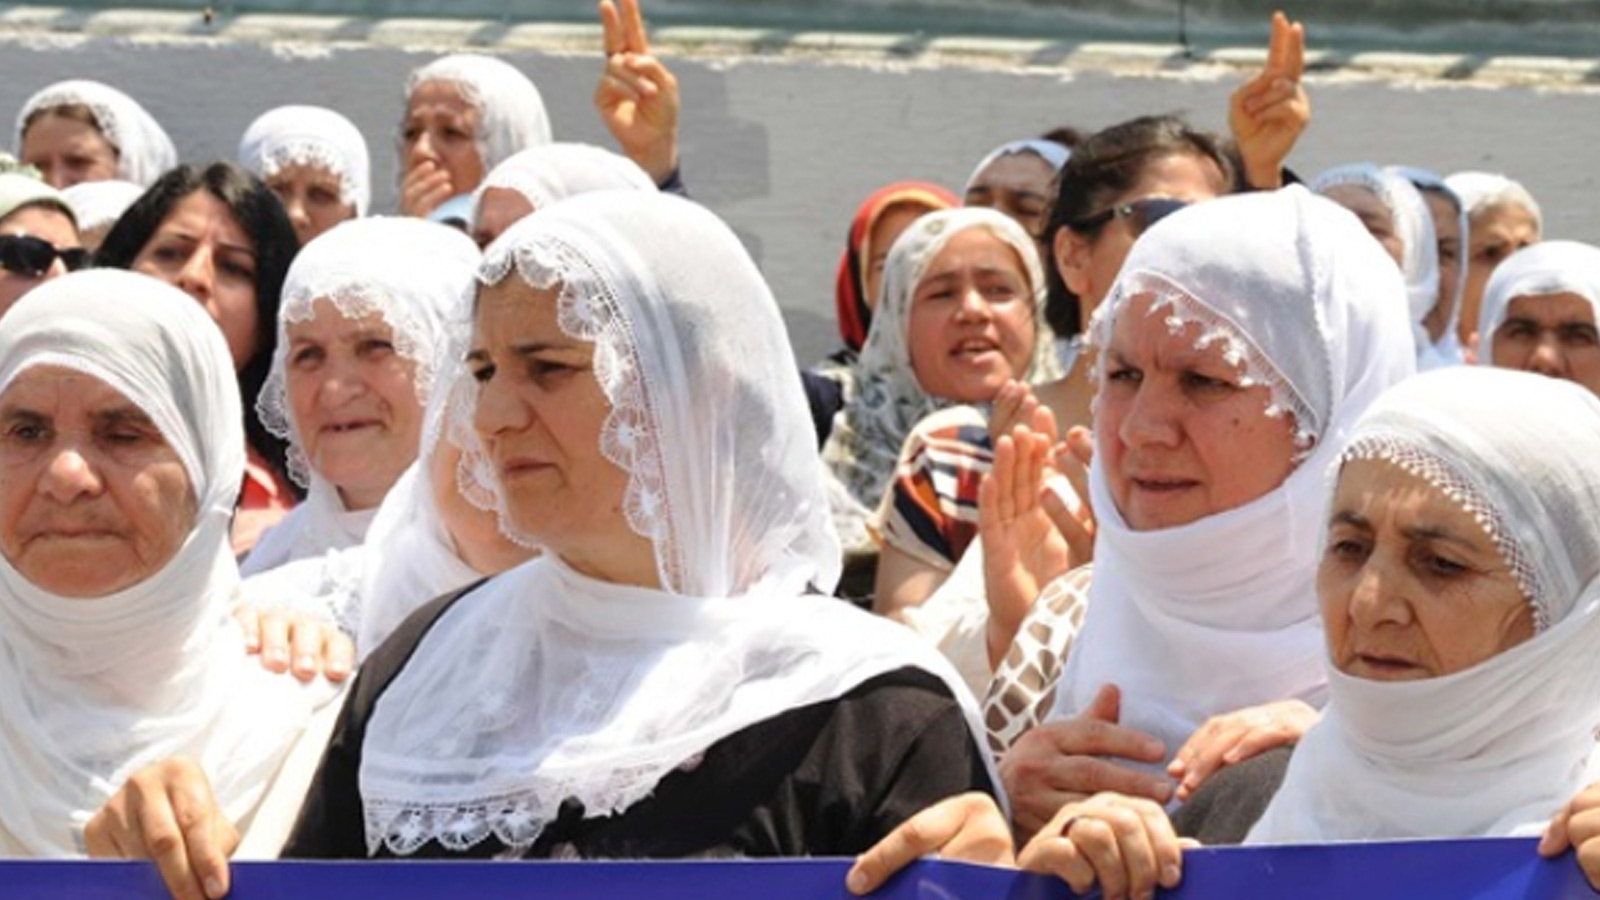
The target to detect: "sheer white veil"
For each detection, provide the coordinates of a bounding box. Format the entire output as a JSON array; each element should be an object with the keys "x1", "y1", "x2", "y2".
[
  {"x1": 1048, "y1": 186, "x2": 1417, "y2": 766},
  {"x1": 238, "y1": 105, "x2": 372, "y2": 216},
  {"x1": 1249, "y1": 366, "x2": 1600, "y2": 842},
  {"x1": 360, "y1": 191, "x2": 989, "y2": 856},
  {"x1": 15, "y1": 81, "x2": 177, "y2": 187},
  {"x1": 406, "y1": 55, "x2": 552, "y2": 176},
  {"x1": 241, "y1": 217, "x2": 480, "y2": 575},
  {"x1": 1475, "y1": 240, "x2": 1600, "y2": 363},
  {"x1": 0, "y1": 270, "x2": 321, "y2": 855}
]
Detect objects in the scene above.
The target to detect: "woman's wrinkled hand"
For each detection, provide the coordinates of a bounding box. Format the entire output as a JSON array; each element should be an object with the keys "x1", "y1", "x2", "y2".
[
  {"x1": 84, "y1": 758, "x2": 237, "y2": 900},
  {"x1": 1000, "y1": 684, "x2": 1172, "y2": 840},
  {"x1": 846, "y1": 792, "x2": 1015, "y2": 895},
  {"x1": 233, "y1": 603, "x2": 354, "y2": 683},
  {"x1": 1019, "y1": 791, "x2": 1196, "y2": 900},
  {"x1": 1540, "y1": 779, "x2": 1600, "y2": 890},
  {"x1": 1167, "y1": 699, "x2": 1319, "y2": 802}
]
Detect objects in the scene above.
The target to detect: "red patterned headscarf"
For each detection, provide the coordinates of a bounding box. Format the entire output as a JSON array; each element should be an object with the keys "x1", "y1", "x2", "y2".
[{"x1": 834, "y1": 182, "x2": 958, "y2": 353}]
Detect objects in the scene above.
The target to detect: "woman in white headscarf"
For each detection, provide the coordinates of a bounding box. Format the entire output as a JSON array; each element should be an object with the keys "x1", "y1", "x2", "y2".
[
  {"x1": 1473, "y1": 240, "x2": 1600, "y2": 399},
  {"x1": 240, "y1": 217, "x2": 479, "y2": 576},
  {"x1": 1011, "y1": 366, "x2": 1600, "y2": 898},
  {"x1": 266, "y1": 191, "x2": 995, "y2": 860},
  {"x1": 398, "y1": 54, "x2": 551, "y2": 218},
  {"x1": 470, "y1": 142, "x2": 655, "y2": 249},
  {"x1": 964, "y1": 137, "x2": 1073, "y2": 240},
  {"x1": 1312, "y1": 163, "x2": 1442, "y2": 368},
  {"x1": 1392, "y1": 166, "x2": 1468, "y2": 366},
  {"x1": 822, "y1": 208, "x2": 1059, "y2": 562},
  {"x1": 59, "y1": 179, "x2": 142, "y2": 252},
  {"x1": 0, "y1": 269, "x2": 335, "y2": 865},
  {"x1": 15, "y1": 80, "x2": 177, "y2": 189},
  {"x1": 238, "y1": 105, "x2": 371, "y2": 245},
  {"x1": 1445, "y1": 170, "x2": 1543, "y2": 349},
  {"x1": 999, "y1": 186, "x2": 1415, "y2": 836}
]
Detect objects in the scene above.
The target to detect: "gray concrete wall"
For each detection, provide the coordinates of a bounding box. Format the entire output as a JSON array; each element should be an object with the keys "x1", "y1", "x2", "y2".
[{"x1": 3, "y1": 22, "x2": 1600, "y2": 361}]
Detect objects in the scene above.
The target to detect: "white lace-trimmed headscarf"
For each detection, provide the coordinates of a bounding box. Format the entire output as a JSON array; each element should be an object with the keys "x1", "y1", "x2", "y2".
[
  {"x1": 0, "y1": 270, "x2": 322, "y2": 856},
  {"x1": 820, "y1": 207, "x2": 1062, "y2": 551},
  {"x1": 1312, "y1": 163, "x2": 1440, "y2": 353},
  {"x1": 1249, "y1": 366, "x2": 1600, "y2": 843},
  {"x1": 1446, "y1": 170, "x2": 1544, "y2": 235},
  {"x1": 405, "y1": 54, "x2": 552, "y2": 178},
  {"x1": 471, "y1": 143, "x2": 654, "y2": 222},
  {"x1": 241, "y1": 217, "x2": 480, "y2": 576},
  {"x1": 15, "y1": 81, "x2": 178, "y2": 188},
  {"x1": 1047, "y1": 186, "x2": 1417, "y2": 769},
  {"x1": 963, "y1": 138, "x2": 1072, "y2": 194},
  {"x1": 59, "y1": 179, "x2": 143, "y2": 234},
  {"x1": 360, "y1": 191, "x2": 991, "y2": 856},
  {"x1": 238, "y1": 105, "x2": 372, "y2": 216},
  {"x1": 1474, "y1": 240, "x2": 1600, "y2": 365},
  {"x1": 1391, "y1": 165, "x2": 1468, "y2": 369}
]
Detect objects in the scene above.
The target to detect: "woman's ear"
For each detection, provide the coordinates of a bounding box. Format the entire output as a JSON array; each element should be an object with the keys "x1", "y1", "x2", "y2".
[{"x1": 1055, "y1": 227, "x2": 1093, "y2": 298}]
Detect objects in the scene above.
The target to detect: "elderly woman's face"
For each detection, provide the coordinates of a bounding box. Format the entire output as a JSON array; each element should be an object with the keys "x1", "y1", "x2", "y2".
[
  {"x1": 1320, "y1": 457, "x2": 1534, "y2": 681},
  {"x1": 468, "y1": 278, "x2": 656, "y2": 585},
  {"x1": 1460, "y1": 202, "x2": 1541, "y2": 346},
  {"x1": 402, "y1": 80, "x2": 485, "y2": 200},
  {"x1": 1320, "y1": 184, "x2": 1405, "y2": 270},
  {"x1": 471, "y1": 187, "x2": 534, "y2": 250},
  {"x1": 131, "y1": 190, "x2": 260, "y2": 373},
  {"x1": 1097, "y1": 294, "x2": 1300, "y2": 530},
  {"x1": 285, "y1": 299, "x2": 424, "y2": 511},
  {"x1": 20, "y1": 112, "x2": 118, "y2": 189},
  {"x1": 0, "y1": 365, "x2": 195, "y2": 597},
  {"x1": 265, "y1": 163, "x2": 355, "y2": 246},
  {"x1": 1489, "y1": 292, "x2": 1600, "y2": 399},
  {"x1": 905, "y1": 227, "x2": 1037, "y2": 405}
]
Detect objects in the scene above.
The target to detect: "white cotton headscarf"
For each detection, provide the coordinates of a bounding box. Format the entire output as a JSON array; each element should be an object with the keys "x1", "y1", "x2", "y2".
[
  {"x1": 406, "y1": 54, "x2": 552, "y2": 177},
  {"x1": 0, "y1": 269, "x2": 323, "y2": 856},
  {"x1": 1248, "y1": 366, "x2": 1600, "y2": 843},
  {"x1": 1391, "y1": 166, "x2": 1468, "y2": 369},
  {"x1": 1474, "y1": 240, "x2": 1600, "y2": 364},
  {"x1": 963, "y1": 138, "x2": 1072, "y2": 194},
  {"x1": 59, "y1": 179, "x2": 142, "y2": 234},
  {"x1": 1312, "y1": 163, "x2": 1440, "y2": 354},
  {"x1": 820, "y1": 207, "x2": 1062, "y2": 551},
  {"x1": 238, "y1": 105, "x2": 372, "y2": 216},
  {"x1": 1446, "y1": 170, "x2": 1544, "y2": 235},
  {"x1": 1047, "y1": 186, "x2": 1417, "y2": 768},
  {"x1": 471, "y1": 143, "x2": 655, "y2": 222},
  {"x1": 15, "y1": 81, "x2": 178, "y2": 187},
  {"x1": 241, "y1": 217, "x2": 480, "y2": 576},
  {"x1": 360, "y1": 192, "x2": 991, "y2": 856}
]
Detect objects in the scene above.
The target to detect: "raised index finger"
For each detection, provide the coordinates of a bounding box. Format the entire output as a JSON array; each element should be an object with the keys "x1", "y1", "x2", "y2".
[{"x1": 621, "y1": 0, "x2": 651, "y2": 55}]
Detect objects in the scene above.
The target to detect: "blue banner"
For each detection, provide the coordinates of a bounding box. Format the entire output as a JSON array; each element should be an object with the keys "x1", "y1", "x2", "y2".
[{"x1": 0, "y1": 838, "x2": 1591, "y2": 900}]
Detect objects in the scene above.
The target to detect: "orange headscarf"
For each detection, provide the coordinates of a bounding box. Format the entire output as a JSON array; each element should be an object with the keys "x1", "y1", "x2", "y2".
[{"x1": 834, "y1": 182, "x2": 958, "y2": 353}]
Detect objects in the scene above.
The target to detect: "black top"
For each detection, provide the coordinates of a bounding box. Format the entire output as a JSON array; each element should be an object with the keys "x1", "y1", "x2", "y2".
[
  {"x1": 1171, "y1": 745, "x2": 1293, "y2": 846},
  {"x1": 282, "y1": 585, "x2": 995, "y2": 860}
]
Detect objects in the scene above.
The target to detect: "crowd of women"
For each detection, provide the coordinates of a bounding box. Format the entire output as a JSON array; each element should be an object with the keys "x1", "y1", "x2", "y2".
[{"x1": 3, "y1": 1, "x2": 1600, "y2": 898}]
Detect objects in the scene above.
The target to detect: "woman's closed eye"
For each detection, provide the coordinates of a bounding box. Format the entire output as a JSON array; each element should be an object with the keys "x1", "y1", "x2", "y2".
[
  {"x1": 1180, "y1": 369, "x2": 1237, "y2": 393},
  {"x1": 356, "y1": 338, "x2": 396, "y2": 359}
]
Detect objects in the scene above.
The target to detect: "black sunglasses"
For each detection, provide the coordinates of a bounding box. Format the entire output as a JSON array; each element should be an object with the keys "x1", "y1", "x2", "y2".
[
  {"x1": 1067, "y1": 197, "x2": 1191, "y2": 238},
  {"x1": 0, "y1": 234, "x2": 91, "y2": 278}
]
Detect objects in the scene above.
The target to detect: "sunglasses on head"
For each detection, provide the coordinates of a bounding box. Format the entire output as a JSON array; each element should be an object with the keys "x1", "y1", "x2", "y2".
[
  {"x1": 0, "y1": 234, "x2": 91, "y2": 278},
  {"x1": 1068, "y1": 197, "x2": 1191, "y2": 238}
]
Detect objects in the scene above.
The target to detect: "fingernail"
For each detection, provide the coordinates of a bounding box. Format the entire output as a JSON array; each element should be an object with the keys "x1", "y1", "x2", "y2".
[
  {"x1": 205, "y1": 877, "x2": 224, "y2": 898},
  {"x1": 296, "y1": 654, "x2": 316, "y2": 672},
  {"x1": 1162, "y1": 865, "x2": 1182, "y2": 887},
  {"x1": 846, "y1": 868, "x2": 868, "y2": 894},
  {"x1": 265, "y1": 648, "x2": 287, "y2": 666}
]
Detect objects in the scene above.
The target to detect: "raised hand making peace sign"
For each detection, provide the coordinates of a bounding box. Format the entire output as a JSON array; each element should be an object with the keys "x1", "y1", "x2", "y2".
[
  {"x1": 1230, "y1": 11, "x2": 1310, "y2": 190},
  {"x1": 595, "y1": 0, "x2": 681, "y2": 185}
]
